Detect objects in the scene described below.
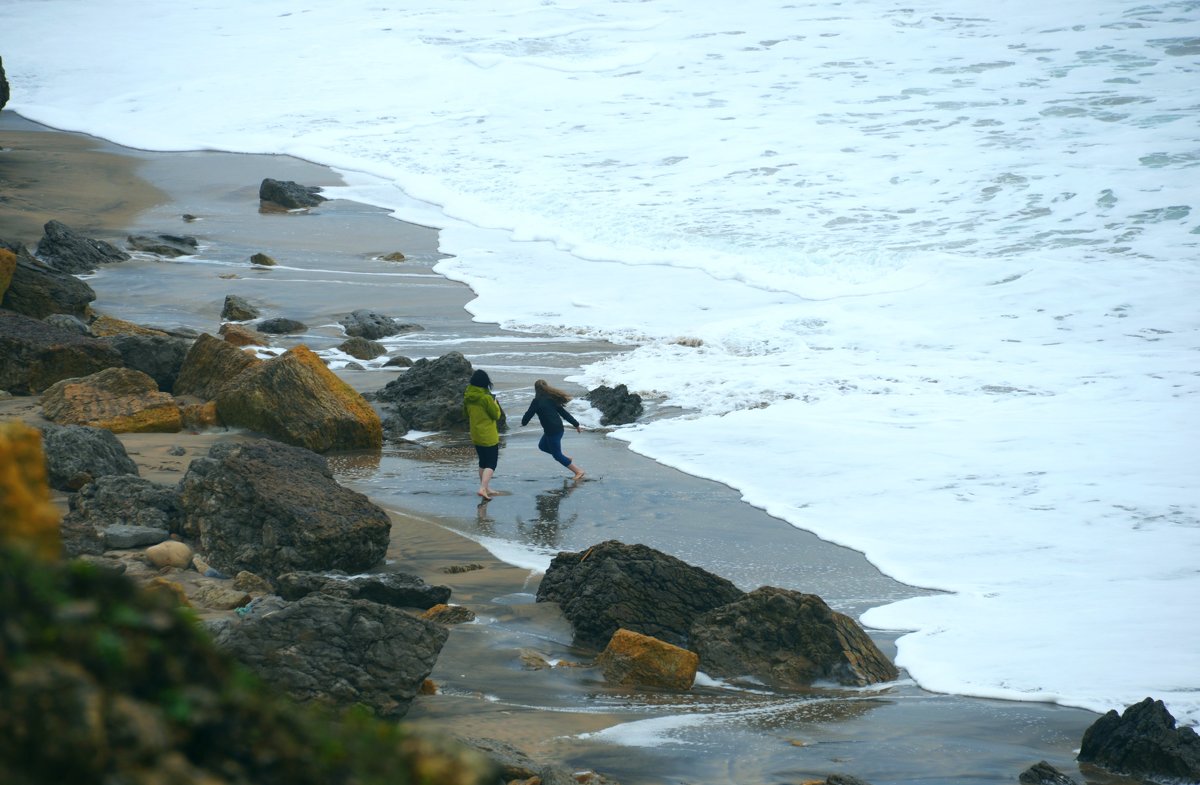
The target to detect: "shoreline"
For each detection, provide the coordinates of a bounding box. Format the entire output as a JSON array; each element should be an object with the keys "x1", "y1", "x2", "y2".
[{"x1": 0, "y1": 109, "x2": 1108, "y2": 785}]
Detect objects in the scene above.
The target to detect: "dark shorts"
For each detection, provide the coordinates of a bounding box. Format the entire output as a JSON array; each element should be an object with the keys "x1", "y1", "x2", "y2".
[{"x1": 475, "y1": 443, "x2": 499, "y2": 470}]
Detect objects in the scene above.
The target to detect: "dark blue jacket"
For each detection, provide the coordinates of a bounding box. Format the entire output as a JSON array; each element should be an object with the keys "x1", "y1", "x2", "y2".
[{"x1": 521, "y1": 394, "x2": 579, "y2": 433}]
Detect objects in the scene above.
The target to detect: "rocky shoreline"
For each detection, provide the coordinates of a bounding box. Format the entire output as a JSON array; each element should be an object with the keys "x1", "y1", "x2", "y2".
[{"x1": 3, "y1": 110, "x2": 1197, "y2": 785}]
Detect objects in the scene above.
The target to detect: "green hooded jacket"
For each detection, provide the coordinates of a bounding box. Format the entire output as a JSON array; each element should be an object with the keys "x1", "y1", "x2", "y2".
[{"x1": 463, "y1": 384, "x2": 501, "y2": 446}]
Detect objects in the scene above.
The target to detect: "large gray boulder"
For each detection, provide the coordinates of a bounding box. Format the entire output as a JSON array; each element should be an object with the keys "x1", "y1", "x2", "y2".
[
  {"x1": 177, "y1": 439, "x2": 391, "y2": 579},
  {"x1": 213, "y1": 592, "x2": 447, "y2": 718},
  {"x1": 1078, "y1": 697, "x2": 1200, "y2": 782},
  {"x1": 535, "y1": 540, "x2": 745, "y2": 650},
  {"x1": 38, "y1": 423, "x2": 139, "y2": 491},
  {"x1": 339, "y1": 309, "x2": 422, "y2": 341},
  {"x1": 0, "y1": 240, "x2": 97, "y2": 319},
  {"x1": 374, "y1": 350, "x2": 477, "y2": 435},
  {"x1": 0, "y1": 309, "x2": 123, "y2": 394},
  {"x1": 35, "y1": 220, "x2": 130, "y2": 274},
  {"x1": 689, "y1": 586, "x2": 899, "y2": 688}
]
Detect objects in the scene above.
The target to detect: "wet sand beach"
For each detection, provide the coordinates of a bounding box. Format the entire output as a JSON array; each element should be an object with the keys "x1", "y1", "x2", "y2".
[{"x1": 0, "y1": 110, "x2": 1111, "y2": 784}]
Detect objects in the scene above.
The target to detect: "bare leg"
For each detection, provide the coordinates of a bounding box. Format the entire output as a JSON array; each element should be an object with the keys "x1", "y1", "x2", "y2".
[{"x1": 478, "y1": 467, "x2": 495, "y2": 498}]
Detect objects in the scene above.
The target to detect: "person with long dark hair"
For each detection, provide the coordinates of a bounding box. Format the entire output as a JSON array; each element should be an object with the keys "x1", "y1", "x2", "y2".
[
  {"x1": 464, "y1": 368, "x2": 503, "y2": 499},
  {"x1": 521, "y1": 379, "x2": 585, "y2": 481}
]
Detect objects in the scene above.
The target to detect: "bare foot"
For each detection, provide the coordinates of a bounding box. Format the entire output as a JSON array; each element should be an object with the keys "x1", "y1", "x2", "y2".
[
  {"x1": 572, "y1": 470, "x2": 586, "y2": 481},
  {"x1": 477, "y1": 489, "x2": 493, "y2": 500}
]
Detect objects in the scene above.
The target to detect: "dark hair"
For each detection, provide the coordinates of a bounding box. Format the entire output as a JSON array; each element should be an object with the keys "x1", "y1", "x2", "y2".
[{"x1": 469, "y1": 369, "x2": 492, "y2": 389}]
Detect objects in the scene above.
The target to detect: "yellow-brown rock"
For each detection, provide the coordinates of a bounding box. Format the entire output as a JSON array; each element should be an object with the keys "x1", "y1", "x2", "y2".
[
  {"x1": 422, "y1": 603, "x2": 477, "y2": 624},
  {"x1": 0, "y1": 422, "x2": 61, "y2": 561},
  {"x1": 180, "y1": 400, "x2": 220, "y2": 430},
  {"x1": 87, "y1": 314, "x2": 169, "y2": 338},
  {"x1": 596, "y1": 628, "x2": 698, "y2": 691},
  {"x1": 0, "y1": 248, "x2": 16, "y2": 301},
  {"x1": 173, "y1": 332, "x2": 261, "y2": 400},
  {"x1": 213, "y1": 344, "x2": 382, "y2": 453},
  {"x1": 219, "y1": 321, "x2": 269, "y2": 347},
  {"x1": 146, "y1": 540, "x2": 194, "y2": 569},
  {"x1": 40, "y1": 367, "x2": 182, "y2": 433}
]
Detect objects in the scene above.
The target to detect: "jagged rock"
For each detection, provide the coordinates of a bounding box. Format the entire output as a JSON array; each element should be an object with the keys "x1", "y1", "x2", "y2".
[
  {"x1": 0, "y1": 248, "x2": 16, "y2": 301},
  {"x1": 173, "y1": 332, "x2": 261, "y2": 400},
  {"x1": 596, "y1": 628, "x2": 699, "y2": 690},
  {"x1": 35, "y1": 220, "x2": 130, "y2": 274},
  {"x1": 107, "y1": 333, "x2": 192, "y2": 392},
  {"x1": 339, "y1": 309, "x2": 423, "y2": 341},
  {"x1": 60, "y1": 474, "x2": 182, "y2": 557},
  {"x1": 586, "y1": 383, "x2": 643, "y2": 426},
  {"x1": 689, "y1": 586, "x2": 899, "y2": 688},
  {"x1": 177, "y1": 439, "x2": 390, "y2": 578},
  {"x1": 219, "y1": 321, "x2": 269, "y2": 347},
  {"x1": 126, "y1": 233, "x2": 199, "y2": 257},
  {"x1": 374, "y1": 350, "x2": 477, "y2": 435},
  {"x1": 338, "y1": 335, "x2": 387, "y2": 360},
  {"x1": 259, "y1": 177, "x2": 328, "y2": 209},
  {"x1": 0, "y1": 310, "x2": 122, "y2": 394},
  {"x1": 1019, "y1": 760, "x2": 1079, "y2": 785},
  {"x1": 422, "y1": 604, "x2": 477, "y2": 624},
  {"x1": 257, "y1": 316, "x2": 307, "y2": 334},
  {"x1": 1078, "y1": 697, "x2": 1200, "y2": 782},
  {"x1": 38, "y1": 422, "x2": 139, "y2": 491},
  {"x1": 536, "y1": 540, "x2": 745, "y2": 650},
  {"x1": 86, "y1": 314, "x2": 169, "y2": 338},
  {"x1": 213, "y1": 592, "x2": 446, "y2": 718},
  {"x1": 221, "y1": 294, "x2": 259, "y2": 321},
  {"x1": 277, "y1": 570, "x2": 451, "y2": 609},
  {"x1": 41, "y1": 367, "x2": 182, "y2": 433},
  {"x1": 213, "y1": 344, "x2": 382, "y2": 452},
  {"x1": 0, "y1": 240, "x2": 96, "y2": 318}
]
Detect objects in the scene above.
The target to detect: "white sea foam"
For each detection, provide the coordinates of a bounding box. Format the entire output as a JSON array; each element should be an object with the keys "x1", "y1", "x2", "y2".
[{"x1": 2, "y1": 0, "x2": 1196, "y2": 725}]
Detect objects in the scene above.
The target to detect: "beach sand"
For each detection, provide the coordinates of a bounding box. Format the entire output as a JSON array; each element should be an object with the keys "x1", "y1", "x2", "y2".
[{"x1": 0, "y1": 110, "x2": 1109, "y2": 785}]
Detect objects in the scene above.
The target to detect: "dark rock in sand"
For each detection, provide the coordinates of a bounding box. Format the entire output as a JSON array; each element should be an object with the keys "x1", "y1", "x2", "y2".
[
  {"x1": 536, "y1": 540, "x2": 745, "y2": 650},
  {"x1": 60, "y1": 474, "x2": 182, "y2": 558},
  {"x1": 374, "y1": 350, "x2": 494, "y2": 435},
  {"x1": 126, "y1": 233, "x2": 199, "y2": 257},
  {"x1": 689, "y1": 586, "x2": 899, "y2": 688},
  {"x1": 586, "y1": 383, "x2": 644, "y2": 425},
  {"x1": 177, "y1": 439, "x2": 390, "y2": 579},
  {"x1": 250, "y1": 251, "x2": 277, "y2": 266},
  {"x1": 107, "y1": 332, "x2": 192, "y2": 392},
  {"x1": 174, "y1": 332, "x2": 261, "y2": 400},
  {"x1": 258, "y1": 177, "x2": 328, "y2": 209},
  {"x1": 1077, "y1": 697, "x2": 1200, "y2": 782},
  {"x1": 221, "y1": 293, "x2": 260, "y2": 321},
  {"x1": 339, "y1": 308, "x2": 423, "y2": 340},
  {"x1": 213, "y1": 344, "x2": 382, "y2": 452},
  {"x1": 257, "y1": 316, "x2": 307, "y2": 334},
  {"x1": 338, "y1": 335, "x2": 387, "y2": 360},
  {"x1": 35, "y1": 219, "x2": 130, "y2": 274},
  {"x1": 213, "y1": 592, "x2": 446, "y2": 718},
  {"x1": 38, "y1": 422, "x2": 139, "y2": 491},
  {"x1": 0, "y1": 310, "x2": 123, "y2": 394},
  {"x1": 277, "y1": 570, "x2": 452, "y2": 610},
  {"x1": 0, "y1": 239, "x2": 97, "y2": 319},
  {"x1": 1019, "y1": 760, "x2": 1079, "y2": 785},
  {"x1": 0, "y1": 56, "x2": 8, "y2": 110}
]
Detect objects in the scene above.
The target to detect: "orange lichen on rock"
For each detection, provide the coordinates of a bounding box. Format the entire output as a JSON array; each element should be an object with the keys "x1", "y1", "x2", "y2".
[
  {"x1": 0, "y1": 421, "x2": 61, "y2": 560},
  {"x1": 0, "y1": 248, "x2": 16, "y2": 300}
]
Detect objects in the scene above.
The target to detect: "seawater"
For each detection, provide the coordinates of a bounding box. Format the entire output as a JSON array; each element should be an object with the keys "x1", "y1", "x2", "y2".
[{"x1": 2, "y1": 0, "x2": 1197, "y2": 726}]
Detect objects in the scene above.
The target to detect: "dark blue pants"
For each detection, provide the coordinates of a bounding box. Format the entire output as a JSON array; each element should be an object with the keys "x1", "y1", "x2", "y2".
[{"x1": 538, "y1": 429, "x2": 572, "y2": 467}]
